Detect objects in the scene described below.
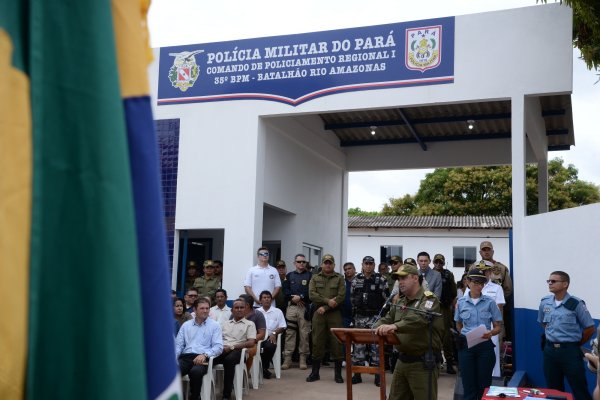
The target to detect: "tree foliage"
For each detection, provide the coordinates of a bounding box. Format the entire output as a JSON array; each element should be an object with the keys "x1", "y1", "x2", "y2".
[
  {"x1": 540, "y1": 0, "x2": 600, "y2": 71},
  {"x1": 348, "y1": 207, "x2": 380, "y2": 216},
  {"x1": 381, "y1": 158, "x2": 600, "y2": 216}
]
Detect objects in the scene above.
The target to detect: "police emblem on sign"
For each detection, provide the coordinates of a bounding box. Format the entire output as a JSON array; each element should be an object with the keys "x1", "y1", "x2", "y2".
[
  {"x1": 168, "y1": 49, "x2": 204, "y2": 92},
  {"x1": 405, "y1": 26, "x2": 442, "y2": 72}
]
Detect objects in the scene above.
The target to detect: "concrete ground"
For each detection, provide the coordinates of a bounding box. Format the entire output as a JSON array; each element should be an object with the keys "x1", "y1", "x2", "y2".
[{"x1": 239, "y1": 363, "x2": 458, "y2": 400}]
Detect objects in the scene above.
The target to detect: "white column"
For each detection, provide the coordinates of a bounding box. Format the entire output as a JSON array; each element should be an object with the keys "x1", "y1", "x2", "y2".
[
  {"x1": 538, "y1": 157, "x2": 549, "y2": 214},
  {"x1": 511, "y1": 95, "x2": 526, "y2": 291},
  {"x1": 524, "y1": 96, "x2": 549, "y2": 214},
  {"x1": 340, "y1": 170, "x2": 349, "y2": 273}
]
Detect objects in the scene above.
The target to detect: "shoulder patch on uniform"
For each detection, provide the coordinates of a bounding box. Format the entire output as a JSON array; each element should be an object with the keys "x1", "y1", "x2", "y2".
[
  {"x1": 563, "y1": 297, "x2": 580, "y2": 311},
  {"x1": 424, "y1": 300, "x2": 434, "y2": 310},
  {"x1": 424, "y1": 291, "x2": 435, "y2": 297}
]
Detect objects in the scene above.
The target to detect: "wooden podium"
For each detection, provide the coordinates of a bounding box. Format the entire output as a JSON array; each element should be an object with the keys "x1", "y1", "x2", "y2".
[{"x1": 331, "y1": 328, "x2": 400, "y2": 400}]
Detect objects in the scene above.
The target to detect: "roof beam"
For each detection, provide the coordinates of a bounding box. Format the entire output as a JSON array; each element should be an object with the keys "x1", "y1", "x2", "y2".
[
  {"x1": 397, "y1": 108, "x2": 427, "y2": 151},
  {"x1": 323, "y1": 109, "x2": 566, "y2": 131},
  {"x1": 340, "y1": 131, "x2": 511, "y2": 147}
]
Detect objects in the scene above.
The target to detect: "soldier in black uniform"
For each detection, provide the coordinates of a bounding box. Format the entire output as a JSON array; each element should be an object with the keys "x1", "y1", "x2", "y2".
[
  {"x1": 432, "y1": 253, "x2": 457, "y2": 374},
  {"x1": 282, "y1": 254, "x2": 312, "y2": 370},
  {"x1": 350, "y1": 256, "x2": 388, "y2": 386}
]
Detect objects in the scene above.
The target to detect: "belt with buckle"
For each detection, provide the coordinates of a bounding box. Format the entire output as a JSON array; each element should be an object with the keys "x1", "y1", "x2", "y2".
[{"x1": 547, "y1": 340, "x2": 579, "y2": 348}]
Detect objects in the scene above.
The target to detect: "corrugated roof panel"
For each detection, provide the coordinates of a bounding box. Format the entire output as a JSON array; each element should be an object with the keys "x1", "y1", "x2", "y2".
[{"x1": 348, "y1": 215, "x2": 512, "y2": 229}]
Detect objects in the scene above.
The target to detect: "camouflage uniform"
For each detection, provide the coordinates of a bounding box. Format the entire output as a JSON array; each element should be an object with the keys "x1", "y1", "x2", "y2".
[
  {"x1": 375, "y1": 286, "x2": 444, "y2": 400},
  {"x1": 351, "y1": 272, "x2": 387, "y2": 367}
]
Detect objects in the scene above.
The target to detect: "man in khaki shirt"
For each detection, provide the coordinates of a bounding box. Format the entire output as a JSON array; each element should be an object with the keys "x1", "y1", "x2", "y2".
[
  {"x1": 306, "y1": 254, "x2": 345, "y2": 384},
  {"x1": 213, "y1": 299, "x2": 256, "y2": 400},
  {"x1": 193, "y1": 259, "x2": 221, "y2": 303}
]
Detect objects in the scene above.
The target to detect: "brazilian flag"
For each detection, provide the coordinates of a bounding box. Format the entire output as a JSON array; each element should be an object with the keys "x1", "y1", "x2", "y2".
[{"x1": 0, "y1": 1, "x2": 181, "y2": 398}]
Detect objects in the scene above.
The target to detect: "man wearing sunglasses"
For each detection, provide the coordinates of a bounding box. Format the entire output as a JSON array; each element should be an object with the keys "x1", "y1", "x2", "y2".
[
  {"x1": 281, "y1": 254, "x2": 312, "y2": 370},
  {"x1": 538, "y1": 271, "x2": 595, "y2": 400},
  {"x1": 244, "y1": 247, "x2": 282, "y2": 308}
]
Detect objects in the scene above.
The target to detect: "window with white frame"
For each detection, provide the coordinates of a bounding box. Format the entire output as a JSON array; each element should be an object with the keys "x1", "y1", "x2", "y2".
[
  {"x1": 453, "y1": 246, "x2": 477, "y2": 270},
  {"x1": 302, "y1": 243, "x2": 322, "y2": 268},
  {"x1": 380, "y1": 245, "x2": 402, "y2": 264}
]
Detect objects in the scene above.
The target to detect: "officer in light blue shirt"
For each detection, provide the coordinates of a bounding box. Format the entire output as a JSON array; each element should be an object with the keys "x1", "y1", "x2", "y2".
[
  {"x1": 538, "y1": 270, "x2": 595, "y2": 400},
  {"x1": 176, "y1": 298, "x2": 223, "y2": 400},
  {"x1": 455, "y1": 268, "x2": 503, "y2": 400}
]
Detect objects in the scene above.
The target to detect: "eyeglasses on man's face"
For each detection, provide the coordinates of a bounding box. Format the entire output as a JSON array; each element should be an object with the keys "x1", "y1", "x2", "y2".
[
  {"x1": 295, "y1": 260, "x2": 307, "y2": 264},
  {"x1": 258, "y1": 252, "x2": 269, "y2": 257},
  {"x1": 546, "y1": 279, "x2": 565, "y2": 285}
]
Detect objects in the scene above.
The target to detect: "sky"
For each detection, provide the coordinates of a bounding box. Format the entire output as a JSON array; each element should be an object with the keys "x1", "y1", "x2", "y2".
[{"x1": 148, "y1": 0, "x2": 600, "y2": 211}]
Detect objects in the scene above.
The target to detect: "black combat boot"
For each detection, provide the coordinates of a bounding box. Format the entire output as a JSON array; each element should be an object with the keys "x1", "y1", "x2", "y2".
[
  {"x1": 351, "y1": 373, "x2": 362, "y2": 384},
  {"x1": 446, "y1": 361, "x2": 456, "y2": 374},
  {"x1": 334, "y1": 361, "x2": 344, "y2": 383},
  {"x1": 374, "y1": 374, "x2": 381, "y2": 387},
  {"x1": 306, "y1": 359, "x2": 321, "y2": 382}
]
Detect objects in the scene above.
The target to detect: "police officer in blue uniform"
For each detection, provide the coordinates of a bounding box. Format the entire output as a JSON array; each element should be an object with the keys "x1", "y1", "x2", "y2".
[
  {"x1": 455, "y1": 268, "x2": 503, "y2": 400},
  {"x1": 538, "y1": 270, "x2": 595, "y2": 400}
]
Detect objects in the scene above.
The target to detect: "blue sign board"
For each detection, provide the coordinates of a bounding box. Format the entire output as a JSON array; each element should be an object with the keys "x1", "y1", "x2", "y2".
[{"x1": 158, "y1": 17, "x2": 454, "y2": 106}]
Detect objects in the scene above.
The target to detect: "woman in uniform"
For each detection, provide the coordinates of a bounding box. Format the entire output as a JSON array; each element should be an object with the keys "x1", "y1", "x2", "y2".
[{"x1": 455, "y1": 268, "x2": 503, "y2": 400}]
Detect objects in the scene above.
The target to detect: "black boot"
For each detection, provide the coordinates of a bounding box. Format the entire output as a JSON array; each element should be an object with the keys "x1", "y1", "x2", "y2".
[
  {"x1": 374, "y1": 374, "x2": 380, "y2": 387},
  {"x1": 334, "y1": 361, "x2": 344, "y2": 383},
  {"x1": 351, "y1": 373, "x2": 362, "y2": 384},
  {"x1": 446, "y1": 361, "x2": 456, "y2": 374},
  {"x1": 306, "y1": 359, "x2": 321, "y2": 382}
]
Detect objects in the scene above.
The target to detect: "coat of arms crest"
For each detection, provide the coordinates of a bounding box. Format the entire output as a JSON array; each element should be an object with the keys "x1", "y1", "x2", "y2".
[
  {"x1": 405, "y1": 26, "x2": 442, "y2": 72},
  {"x1": 168, "y1": 50, "x2": 204, "y2": 92}
]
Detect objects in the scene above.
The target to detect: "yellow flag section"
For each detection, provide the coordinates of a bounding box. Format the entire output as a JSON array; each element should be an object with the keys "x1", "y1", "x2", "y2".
[
  {"x1": 0, "y1": 29, "x2": 31, "y2": 400},
  {"x1": 112, "y1": 0, "x2": 153, "y2": 98}
]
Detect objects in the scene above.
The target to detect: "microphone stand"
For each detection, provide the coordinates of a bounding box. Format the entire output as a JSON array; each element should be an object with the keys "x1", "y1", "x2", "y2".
[{"x1": 391, "y1": 304, "x2": 442, "y2": 400}]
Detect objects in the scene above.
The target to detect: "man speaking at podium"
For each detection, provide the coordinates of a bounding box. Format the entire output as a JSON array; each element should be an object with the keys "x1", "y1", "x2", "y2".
[{"x1": 375, "y1": 264, "x2": 444, "y2": 400}]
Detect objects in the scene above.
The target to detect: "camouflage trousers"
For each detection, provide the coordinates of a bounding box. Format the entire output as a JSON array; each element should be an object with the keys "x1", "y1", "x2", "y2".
[{"x1": 351, "y1": 314, "x2": 380, "y2": 366}]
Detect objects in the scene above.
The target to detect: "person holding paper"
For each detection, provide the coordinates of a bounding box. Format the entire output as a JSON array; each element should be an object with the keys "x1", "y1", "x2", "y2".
[{"x1": 455, "y1": 267, "x2": 503, "y2": 400}]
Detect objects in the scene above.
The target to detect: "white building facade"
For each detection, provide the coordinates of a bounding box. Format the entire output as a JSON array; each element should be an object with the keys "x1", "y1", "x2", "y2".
[
  {"x1": 150, "y1": 4, "x2": 599, "y2": 390},
  {"x1": 347, "y1": 215, "x2": 511, "y2": 275}
]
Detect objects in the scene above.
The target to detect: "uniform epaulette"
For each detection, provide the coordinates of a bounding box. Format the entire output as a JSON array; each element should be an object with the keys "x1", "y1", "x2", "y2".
[
  {"x1": 563, "y1": 296, "x2": 580, "y2": 311},
  {"x1": 424, "y1": 290, "x2": 435, "y2": 297}
]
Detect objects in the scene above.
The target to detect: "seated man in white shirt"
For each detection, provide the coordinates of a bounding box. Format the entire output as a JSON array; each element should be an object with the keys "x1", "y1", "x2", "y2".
[
  {"x1": 175, "y1": 298, "x2": 224, "y2": 400},
  {"x1": 213, "y1": 298, "x2": 257, "y2": 400},
  {"x1": 211, "y1": 288, "x2": 232, "y2": 325},
  {"x1": 257, "y1": 290, "x2": 287, "y2": 379}
]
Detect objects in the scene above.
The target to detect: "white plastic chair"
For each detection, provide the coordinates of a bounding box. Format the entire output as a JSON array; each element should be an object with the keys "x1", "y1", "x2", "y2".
[
  {"x1": 214, "y1": 348, "x2": 249, "y2": 400},
  {"x1": 273, "y1": 333, "x2": 282, "y2": 379},
  {"x1": 181, "y1": 356, "x2": 215, "y2": 400},
  {"x1": 202, "y1": 356, "x2": 216, "y2": 400},
  {"x1": 251, "y1": 340, "x2": 264, "y2": 389}
]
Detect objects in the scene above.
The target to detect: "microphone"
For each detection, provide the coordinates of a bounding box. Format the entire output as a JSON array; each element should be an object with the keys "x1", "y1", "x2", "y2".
[
  {"x1": 385, "y1": 287, "x2": 399, "y2": 306},
  {"x1": 370, "y1": 287, "x2": 400, "y2": 327},
  {"x1": 378, "y1": 287, "x2": 399, "y2": 313}
]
